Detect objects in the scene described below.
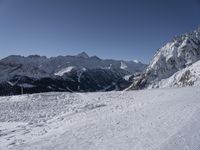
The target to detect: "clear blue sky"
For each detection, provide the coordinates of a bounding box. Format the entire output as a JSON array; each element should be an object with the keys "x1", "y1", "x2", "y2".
[{"x1": 0, "y1": 0, "x2": 200, "y2": 63}]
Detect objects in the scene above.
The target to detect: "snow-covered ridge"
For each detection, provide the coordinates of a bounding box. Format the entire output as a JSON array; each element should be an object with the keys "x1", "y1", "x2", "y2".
[
  {"x1": 0, "y1": 52, "x2": 146, "y2": 81},
  {"x1": 76, "y1": 52, "x2": 89, "y2": 58},
  {"x1": 128, "y1": 26, "x2": 200, "y2": 90},
  {"x1": 146, "y1": 27, "x2": 200, "y2": 82},
  {"x1": 0, "y1": 87, "x2": 200, "y2": 149},
  {"x1": 156, "y1": 59, "x2": 200, "y2": 88},
  {"x1": 0, "y1": 52, "x2": 146, "y2": 95}
]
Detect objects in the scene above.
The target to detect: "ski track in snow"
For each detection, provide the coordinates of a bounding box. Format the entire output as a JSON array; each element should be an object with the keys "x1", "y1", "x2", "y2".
[{"x1": 0, "y1": 87, "x2": 200, "y2": 150}]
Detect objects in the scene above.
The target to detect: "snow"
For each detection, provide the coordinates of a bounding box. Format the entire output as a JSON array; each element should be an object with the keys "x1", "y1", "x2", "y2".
[
  {"x1": 0, "y1": 53, "x2": 146, "y2": 83},
  {"x1": 82, "y1": 67, "x2": 87, "y2": 71},
  {"x1": 77, "y1": 68, "x2": 87, "y2": 83},
  {"x1": 18, "y1": 84, "x2": 35, "y2": 88},
  {"x1": 0, "y1": 87, "x2": 200, "y2": 150},
  {"x1": 102, "y1": 64, "x2": 112, "y2": 69},
  {"x1": 120, "y1": 62, "x2": 128, "y2": 70},
  {"x1": 7, "y1": 81, "x2": 18, "y2": 86},
  {"x1": 130, "y1": 26, "x2": 200, "y2": 89},
  {"x1": 133, "y1": 60, "x2": 140, "y2": 63},
  {"x1": 156, "y1": 60, "x2": 200, "y2": 88},
  {"x1": 146, "y1": 27, "x2": 200, "y2": 82},
  {"x1": 54, "y1": 66, "x2": 74, "y2": 76},
  {"x1": 123, "y1": 75, "x2": 132, "y2": 81}
]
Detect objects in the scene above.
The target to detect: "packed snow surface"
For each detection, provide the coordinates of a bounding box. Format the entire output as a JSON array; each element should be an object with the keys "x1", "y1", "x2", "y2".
[{"x1": 0, "y1": 87, "x2": 200, "y2": 150}]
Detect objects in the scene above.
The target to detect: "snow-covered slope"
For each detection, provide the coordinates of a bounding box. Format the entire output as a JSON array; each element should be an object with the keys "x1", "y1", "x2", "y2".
[
  {"x1": 0, "y1": 87, "x2": 200, "y2": 150},
  {"x1": 54, "y1": 66, "x2": 75, "y2": 76},
  {"x1": 157, "y1": 59, "x2": 200, "y2": 88},
  {"x1": 0, "y1": 52, "x2": 146, "y2": 82},
  {"x1": 146, "y1": 27, "x2": 200, "y2": 81},
  {"x1": 129, "y1": 26, "x2": 200, "y2": 90}
]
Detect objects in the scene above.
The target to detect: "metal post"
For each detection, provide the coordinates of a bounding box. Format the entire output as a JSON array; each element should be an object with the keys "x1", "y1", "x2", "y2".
[{"x1": 21, "y1": 87, "x2": 23, "y2": 95}]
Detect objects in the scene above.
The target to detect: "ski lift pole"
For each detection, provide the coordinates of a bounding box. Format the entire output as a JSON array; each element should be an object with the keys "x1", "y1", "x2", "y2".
[{"x1": 21, "y1": 86, "x2": 23, "y2": 95}]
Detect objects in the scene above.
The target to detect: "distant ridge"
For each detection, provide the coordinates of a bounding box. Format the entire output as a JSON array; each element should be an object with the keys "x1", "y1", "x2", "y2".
[{"x1": 0, "y1": 52, "x2": 146, "y2": 96}]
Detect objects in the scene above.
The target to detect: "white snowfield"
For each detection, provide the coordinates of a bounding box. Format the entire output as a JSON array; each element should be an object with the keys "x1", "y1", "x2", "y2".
[
  {"x1": 0, "y1": 87, "x2": 200, "y2": 150},
  {"x1": 157, "y1": 60, "x2": 200, "y2": 88},
  {"x1": 54, "y1": 66, "x2": 75, "y2": 76}
]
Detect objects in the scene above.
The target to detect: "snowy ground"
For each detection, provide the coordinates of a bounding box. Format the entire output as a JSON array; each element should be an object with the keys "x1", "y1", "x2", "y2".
[{"x1": 0, "y1": 87, "x2": 200, "y2": 150}]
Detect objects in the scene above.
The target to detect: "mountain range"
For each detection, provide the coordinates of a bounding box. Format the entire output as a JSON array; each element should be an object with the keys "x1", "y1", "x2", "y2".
[
  {"x1": 0, "y1": 52, "x2": 146, "y2": 96},
  {"x1": 1, "y1": 26, "x2": 200, "y2": 96}
]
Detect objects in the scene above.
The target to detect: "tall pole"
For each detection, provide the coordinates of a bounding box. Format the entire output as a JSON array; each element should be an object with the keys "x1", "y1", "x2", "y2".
[{"x1": 21, "y1": 86, "x2": 23, "y2": 95}]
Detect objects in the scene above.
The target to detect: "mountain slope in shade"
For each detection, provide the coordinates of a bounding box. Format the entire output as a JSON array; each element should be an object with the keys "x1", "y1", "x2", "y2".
[{"x1": 0, "y1": 52, "x2": 146, "y2": 95}]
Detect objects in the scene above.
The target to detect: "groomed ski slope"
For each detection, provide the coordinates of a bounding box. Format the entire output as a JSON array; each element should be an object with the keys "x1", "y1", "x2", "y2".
[{"x1": 0, "y1": 87, "x2": 200, "y2": 150}]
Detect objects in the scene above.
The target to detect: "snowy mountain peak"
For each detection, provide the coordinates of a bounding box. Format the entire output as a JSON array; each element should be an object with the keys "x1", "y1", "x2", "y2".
[
  {"x1": 3, "y1": 55, "x2": 23, "y2": 60},
  {"x1": 133, "y1": 60, "x2": 140, "y2": 63},
  {"x1": 90, "y1": 56, "x2": 101, "y2": 60},
  {"x1": 76, "y1": 52, "x2": 89, "y2": 59},
  {"x1": 28, "y1": 55, "x2": 41, "y2": 58},
  {"x1": 128, "y1": 26, "x2": 200, "y2": 90},
  {"x1": 146, "y1": 26, "x2": 200, "y2": 81}
]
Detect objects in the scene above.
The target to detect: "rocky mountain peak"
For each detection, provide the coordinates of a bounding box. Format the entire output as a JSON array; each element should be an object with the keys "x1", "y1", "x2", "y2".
[
  {"x1": 146, "y1": 26, "x2": 200, "y2": 81},
  {"x1": 76, "y1": 52, "x2": 89, "y2": 59},
  {"x1": 128, "y1": 26, "x2": 200, "y2": 90}
]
